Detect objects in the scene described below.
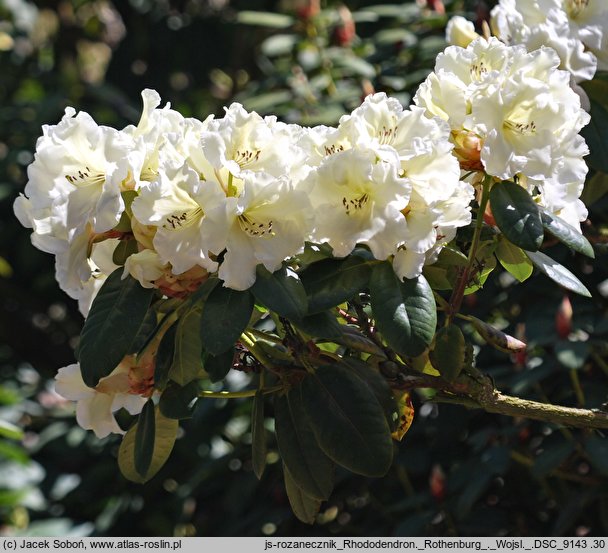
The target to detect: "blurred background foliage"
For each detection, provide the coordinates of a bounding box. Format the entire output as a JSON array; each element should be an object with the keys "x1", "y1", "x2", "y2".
[{"x1": 2, "y1": 0, "x2": 608, "y2": 538}]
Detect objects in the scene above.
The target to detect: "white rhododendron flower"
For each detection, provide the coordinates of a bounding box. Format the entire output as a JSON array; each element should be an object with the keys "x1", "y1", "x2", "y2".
[
  {"x1": 54, "y1": 361, "x2": 148, "y2": 439},
  {"x1": 131, "y1": 162, "x2": 228, "y2": 275},
  {"x1": 491, "y1": 0, "x2": 608, "y2": 83},
  {"x1": 415, "y1": 37, "x2": 590, "y2": 229},
  {"x1": 309, "y1": 147, "x2": 410, "y2": 260},
  {"x1": 124, "y1": 88, "x2": 187, "y2": 182},
  {"x1": 307, "y1": 93, "x2": 471, "y2": 279},
  {"x1": 17, "y1": 107, "x2": 143, "y2": 241},
  {"x1": 219, "y1": 171, "x2": 312, "y2": 290},
  {"x1": 199, "y1": 102, "x2": 308, "y2": 195}
]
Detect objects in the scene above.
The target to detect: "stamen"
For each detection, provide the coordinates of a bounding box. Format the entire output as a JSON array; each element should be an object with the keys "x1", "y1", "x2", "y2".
[
  {"x1": 503, "y1": 119, "x2": 537, "y2": 135},
  {"x1": 470, "y1": 59, "x2": 488, "y2": 81},
  {"x1": 378, "y1": 125, "x2": 397, "y2": 145},
  {"x1": 342, "y1": 193, "x2": 370, "y2": 215},
  {"x1": 234, "y1": 149, "x2": 261, "y2": 168},
  {"x1": 324, "y1": 144, "x2": 345, "y2": 156},
  {"x1": 238, "y1": 213, "x2": 274, "y2": 237},
  {"x1": 65, "y1": 166, "x2": 105, "y2": 187},
  {"x1": 162, "y1": 207, "x2": 203, "y2": 230}
]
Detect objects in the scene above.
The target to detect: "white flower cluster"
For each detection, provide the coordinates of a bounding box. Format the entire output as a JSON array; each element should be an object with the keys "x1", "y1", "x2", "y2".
[
  {"x1": 14, "y1": 90, "x2": 472, "y2": 314},
  {"x1": 490, "y1": 0, "x2": 608, "y2": 84},
  {"x1": 415, "y1": 37, "x2": 591, "y2": 229}
]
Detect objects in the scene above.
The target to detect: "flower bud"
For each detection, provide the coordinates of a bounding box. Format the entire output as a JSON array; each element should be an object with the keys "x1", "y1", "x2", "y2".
[
  {"x1": 446, "y1": 16, "x2": 479, "y2": 48},
  {"x1": 452, "y1": 130, "x2": 484, "y2": 171},
  {"x1": 470, "y1": 316, "x2": 527, "y2": 353},
  {"x1": 555, "y1": 295, "x2": 573, "y2": 339}
]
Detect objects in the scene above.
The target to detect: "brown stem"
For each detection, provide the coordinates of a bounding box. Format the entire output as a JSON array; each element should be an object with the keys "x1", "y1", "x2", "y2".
[
  {"x1": 392, "y1": 368, "x2": 608, "y2": 430},
  {"x1": 447, "y1": 176, "x2": 491, "y2": 322}
]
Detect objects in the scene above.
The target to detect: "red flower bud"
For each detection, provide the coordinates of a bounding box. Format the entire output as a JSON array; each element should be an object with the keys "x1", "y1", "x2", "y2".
[{"x1": 555, "y1": 295, "x2": 573, "y2": 339}]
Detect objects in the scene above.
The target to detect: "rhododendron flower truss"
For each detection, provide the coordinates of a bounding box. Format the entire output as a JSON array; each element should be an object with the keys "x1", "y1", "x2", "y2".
[
  {"x1": 13, "y1": 71, "x2": 600, "y2": 520},
  {"x1": 415, "y1": 37, "x2": 590, "y2": 230}
]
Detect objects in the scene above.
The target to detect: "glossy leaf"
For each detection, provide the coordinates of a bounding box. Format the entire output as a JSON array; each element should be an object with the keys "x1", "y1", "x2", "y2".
[
  {"x1": 343, "y1": 357, "x2": 397, "y2": 431},
  {"x1": 430, "y1": 324, "x2": 466, "y2": 380},
  {"x1": 251, "y1": 391, "x2": 267, "y2": 480},
  {"x1": 79, "y1": 269, "x2": 155, "y2": 387},
  {"x1": 283, "y1": 464, "x2": 321, "y2": 525},
  {"x1": 495, "y1": 238, "x2": 533, "y2": 282},
  {"x1": 118, "y1": 406, "x2": 178, "y2": 484},
  {"x1": 369, "y1": 262, "x2": 436, "y2": 357},
  {"x1": 489, "y1": 180, "x2": 543, "y2": 252},
  {"x1": 524, "y1": 250, "x2": 591, "y2": 297},
  {"x1": 301, "y1": 364, "x2": 393, "y2": 477},
  {"x1": 134, "y1": 399, "x2": 156, "y2": 477},
  {"x1": 292, "y1": 311, "x2": 343, "y2": 340},
  {"x1": 170, "y1": 307, "x2": 205, "y2": 386},
  {"x1": 274, "y1": 389, "x2": 334, "y2": 500},
  {"x1": 300, "y1": 256, "x2": 372, "y2": 314},
  {"x1": 540, "y1": 209, "x2": 594, "y2": 258},
  {"x1": 250, "y1": 265, "x2": 308, "y2": 320},
  {"x1": 200, "y1": 286, "x2": 254, "y2": 355}
]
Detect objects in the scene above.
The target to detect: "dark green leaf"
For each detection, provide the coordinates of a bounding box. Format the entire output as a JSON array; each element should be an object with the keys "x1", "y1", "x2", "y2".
[
  {"x1": 112, "y1": 238, "x2": 138, "y2": 265},
  {"x1": 204, "y1": 349, "x2": 235, "y2": 383},
  {"x1": 430, "y1": 325, "x2": 466, "y2": 380},
  {"x1": 300, "y1": 257, "x2": 371, "y2": 314},
  {"x1": 332, "y1": 326, "x2": 387, "y2": 358},
  {"x1": 343, "y1": 357, "x2": 397, "y2": 431},
  {"x1": 155, "y1": 322, "x2": 177, "y2": 390},
  {"x1": 283, "y1": 464, "x2": 321, "y2": 524},
  {"x1": 532, "y1": 440, "x2": 575, "y2": 477},
  {"x1": 490, "y1": 180, "x2": 544, "y2": 251},
  {"x1": 581, "y1": 79, "x2": 608, "y2": 173},
  {"x1": 200, "y1": 286, "x2": 254, "y2": 355},
  {"x1": 540, "y1": 209, "x2": 594, "y2": 258},
  {"x1": 251, "y1": 265, "x2": 308, "y2": 320},
  {"x1": 170, "y1": 307, "x2": 205, "y2": 386},
  {"x1": 369, "y1": 262, "x2": 437, "y2": 357},
  {"x1": 301, "y1": 364, "x2": 393, "y2": 476},
  {"x1": 274, "y1": 389, "x2": 334, "y2": 500},
  {"x1": 292, "y1": 311, "x2": 343, "y2": 340},
  {"x1": 524, "y1": 250, "x2": 591, "y2": 297},
  {"x1": 118, "y1": 406, "x2": 178, "y2": 484},
  {"x1": 130, "y1": 307, "x2": 160, "y2": 354},
  {"x1": 580, "y1": 171, "x2": 608, "y2": 206},
  {"x1": 134, "y1": 399, "x2": 156, "y2": 477},
  {"x1": 251, "y1": 391, "x2": 267, "y2": 480},
  {"x1": 159, "y1": 380, "x2": 199, "y2": 419},
  {"x1": 80, "y1": 269, "x2": 155, "y2": 387}
]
